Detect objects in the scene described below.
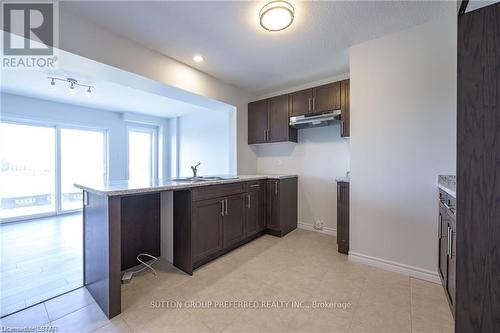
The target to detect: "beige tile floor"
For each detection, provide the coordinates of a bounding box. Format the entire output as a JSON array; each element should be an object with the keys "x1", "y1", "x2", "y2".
[{"x1": 0, "y1": 229, "x2": 454, "y2": 333}]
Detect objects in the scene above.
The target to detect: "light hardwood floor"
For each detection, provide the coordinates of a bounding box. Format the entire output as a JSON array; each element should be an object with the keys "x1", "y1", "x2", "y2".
[
  {"x1": 0, "y1": 213, "x2": 83, "y2": 317},
  {"x1": 0, "y1": 229, "x2": 453, "y2": 332}
]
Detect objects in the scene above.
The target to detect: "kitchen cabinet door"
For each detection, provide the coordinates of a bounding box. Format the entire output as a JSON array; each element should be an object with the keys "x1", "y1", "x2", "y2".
[
  {"x1": 337, "y1": 181, "x2": 349, "y2": 254},
  {"x1": 340, "y1": 79, "x2": 350, "y2": 137},
  {"x1": 438, "y1": 204, "x2": 448, "y2": 284},
  {"x1": 289, "y1": 89, "x2": 313, "y2": 117},
  {"x1": 447, "y1": 217, "x2": 456, "y2": 314},
  {"x1": 313, "y1": 82, "x2": 341, "y2": 114},
  {"x1": 248, "y1": 99, "x2": 268, "y2": 144},
  {"x1": 222, "y1": 194, "x2": 246, "y2": 248},
  {"x1": 268, "y1": 94, "x2": 294, "y2": 143},
  {"x1": 245, "y1": 190, "x2": 262, "y2": 237},
  {"x1": 192, "y1": 198, "x2": 223, "y2": 262},
  {"x1": 266, "y1": 180, "x2": 280, "y2": 231}
]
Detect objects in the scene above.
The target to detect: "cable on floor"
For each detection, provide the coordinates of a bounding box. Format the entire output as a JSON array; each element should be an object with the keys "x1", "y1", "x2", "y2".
[{"x1": 121, "y1": 253, "x2": 158, "y2": 283}]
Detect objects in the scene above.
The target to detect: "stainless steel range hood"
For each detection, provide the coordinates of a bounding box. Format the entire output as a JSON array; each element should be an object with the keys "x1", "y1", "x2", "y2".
[{"x1": 289, "y1": 110, "x2": 341, "y2": 129}]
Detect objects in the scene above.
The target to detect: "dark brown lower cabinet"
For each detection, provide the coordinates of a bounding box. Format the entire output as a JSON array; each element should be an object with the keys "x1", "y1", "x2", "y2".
[
  {"x1": 222, "y1": 194, "x2": 246, "y2": 248},
  {"x1": 437, "y1": 190, "x2": 456, "y2": 317},
  {"x1": 438, "y1": 204, "x2": 448, "y2": 284},
  {"x1": 266, "y1": 177, "x2": 298, "y2": 237},
  {"x1": 447, "y1": 216, "x2": 456, "y2": 313},
  {"x1": 192, "y1": 197, "x2": 224, "y2": 263},
  {"x1": 245, "y1": 189, "x2": 264, "y2": 237},
  {"x1": 336, "y1": 181, "x2": 349, "y2": 254},
  {"x1": 174, "y1": 178, "x2": 297, "y2": 274}
]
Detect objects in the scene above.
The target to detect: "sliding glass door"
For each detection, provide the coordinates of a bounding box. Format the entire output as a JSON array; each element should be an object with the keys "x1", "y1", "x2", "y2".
[
  {"x1": 0, "y1": 122, "x2": 107, "y2": 222},
  {"x1": 0, "y1": 123, "x2": 56, "y2": 219},
  {"x1": 60, "y1": 128, "x2": 106, "y2": 211}
]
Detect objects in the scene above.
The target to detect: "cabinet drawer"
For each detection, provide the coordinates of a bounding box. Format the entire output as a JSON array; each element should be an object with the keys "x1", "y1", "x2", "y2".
[
  {"x1": 191, "y1": 183, "x2": 245, "y2": 201},
  {"x1": 246, "y1": 180, "x2": 264, "y2": 191}
]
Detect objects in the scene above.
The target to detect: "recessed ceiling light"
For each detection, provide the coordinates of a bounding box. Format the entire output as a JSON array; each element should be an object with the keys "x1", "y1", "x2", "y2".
[
  {"x1": 259, "y1": 0, "x2": 295, "y2": 32},
  {"x1": 193, "y1": 55, "x2": 204, "y2": 63}
]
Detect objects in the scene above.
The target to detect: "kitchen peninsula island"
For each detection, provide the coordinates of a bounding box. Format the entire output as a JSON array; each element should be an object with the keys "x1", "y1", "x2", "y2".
[{"x1": 75, "y1": 175, "x2": 298, "y2": 318}]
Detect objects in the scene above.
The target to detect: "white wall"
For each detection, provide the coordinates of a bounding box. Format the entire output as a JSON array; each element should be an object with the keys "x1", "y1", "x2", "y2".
[
  {"x1": 1, "y1": 93, "x2": 170, "y2": 181},
  {"x1": 58, "y1": 7, "x2": 257, "y2": 174},
  {"x1": 256, "y1": 125, "x2": 350, "y2": 232},
  {"x1": 349, "y1": 13, "x2": 457, "y2": 276},
  {"x1": 255, "y1": 73, "x2": 351, "y2": 232},
  {"x1": 177, "y1": 109, "x2": 235, "y2": 177}
]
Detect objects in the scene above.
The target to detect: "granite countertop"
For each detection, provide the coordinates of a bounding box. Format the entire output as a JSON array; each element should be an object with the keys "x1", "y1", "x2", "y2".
[
  {"x1": 438, "y1": 175, "x2": 456, "y2": 198},
  {"x1": 75, "y1": 174, "x2": 297, "y2": 196}
]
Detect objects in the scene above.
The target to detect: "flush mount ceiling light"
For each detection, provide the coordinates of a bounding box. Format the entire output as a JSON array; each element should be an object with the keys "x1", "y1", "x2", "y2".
[
  {"x1": 259, "y1": 0, "x2": 295, "y2": 32},
  {"x1": 193, "y1": 55, "x2": 204, "y2": 63},
  {"x1": 48, "y1": 77, "x2": 94, "y2": 96}
]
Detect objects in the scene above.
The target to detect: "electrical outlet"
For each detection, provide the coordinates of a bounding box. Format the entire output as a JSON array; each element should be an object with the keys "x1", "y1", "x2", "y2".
[{"x1": 314, "y1": 219, "x2": 324, "y2": 230}]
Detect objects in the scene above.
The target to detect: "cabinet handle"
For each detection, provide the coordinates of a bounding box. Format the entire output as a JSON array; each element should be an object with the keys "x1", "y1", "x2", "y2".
[
  {"x1": 221, "y1": 200, "x2": 225, "y2": 216},
  {"x1": 225, "y1": 199, "x2": 228, "y2": 216},
  {"x1": 446, "y1": 226, "x2": 450, "y2": 256},
  {"x1": 274, "y1": 181, "x2": 278, "y2": 195},
  {"x1": 449, "y1": 230, "x2": 454, "y2": 259},
  {"x1": 267, "y1": 130, "x2": 270, "y2": 141},
  {"x1": 247, "y1": 194, "x2": 251, "y2": 209},
  {"x1": 312, "y1": 97, "x2": 316, "y2": 111},
  {"x1": 263, "y1": 130, "x2": 267, "y2": 142},
  {"x1": 438, "y1": 213, "x2": 442, "y2": 237},
  {"x1": 249, "y1": 184, "x2": 260, "y2": 188}
]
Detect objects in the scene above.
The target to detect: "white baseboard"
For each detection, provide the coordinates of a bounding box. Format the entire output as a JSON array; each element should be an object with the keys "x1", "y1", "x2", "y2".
[
  {"x1": 297, "y1": 222, "x2": 337, "y2": 236},
  {"x1": 348, "y1": 251, "x2": 441, "y2": 284}
]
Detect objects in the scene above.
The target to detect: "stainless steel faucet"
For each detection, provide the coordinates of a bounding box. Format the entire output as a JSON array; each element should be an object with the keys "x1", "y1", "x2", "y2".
[{"x1": 191, "y1": 163, "x2": 201, "y2": 178}]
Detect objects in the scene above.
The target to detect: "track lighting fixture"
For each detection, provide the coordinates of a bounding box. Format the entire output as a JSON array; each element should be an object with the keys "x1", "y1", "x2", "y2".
[{"x1": 47, "y1": 77, "x2": 94, "y2": 96}]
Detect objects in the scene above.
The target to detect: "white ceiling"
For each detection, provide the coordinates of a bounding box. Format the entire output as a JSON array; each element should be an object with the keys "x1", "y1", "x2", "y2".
[
  {"x1": 62, "y1": 1, "x2": 454, "y2": 95},
  {"x1": 1, "y1": 69, "x2": 210, "y2": 118},
  {"x1": 1, "y1": 35, "x2": 229, "y2": 118}
]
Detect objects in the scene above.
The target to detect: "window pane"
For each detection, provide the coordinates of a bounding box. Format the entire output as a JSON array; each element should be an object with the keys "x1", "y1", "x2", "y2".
[
  {"x1": 61, "y1": 128, "x2": 105, "y2": 211},
  {"x1": 0, "y1": 123, "x2": 56, "y2": 219},
  {"x1": 128, "y1": 130, "x2": 152, "y2": 183}
]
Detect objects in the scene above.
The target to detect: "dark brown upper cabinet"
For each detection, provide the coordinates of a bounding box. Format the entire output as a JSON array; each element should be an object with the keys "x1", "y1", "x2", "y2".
[
  {"x1": 248, "y1": 79, "x2": 350, "y2": 144},
  {"x1": 248, "y1": 99, "x2": 268, "y2": 144},
  {"x1": 268, "y1": 94, "x2": 292, "y2": 142},
  {"x1": 340, "y1": 79, "x2": 350, "y2": 138},
  {"x1": 289, "y1": 82, "x2": 341, "y2": 116},
  {"x1": 248, "y1": 94, "x2": 297, "y2": 144},
  {"x1": 314, "y1": 82, "x2": 341, "y2": 113},
  {"x1": 289, "y1": 89, "x2": 313, "y2": 117}
]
